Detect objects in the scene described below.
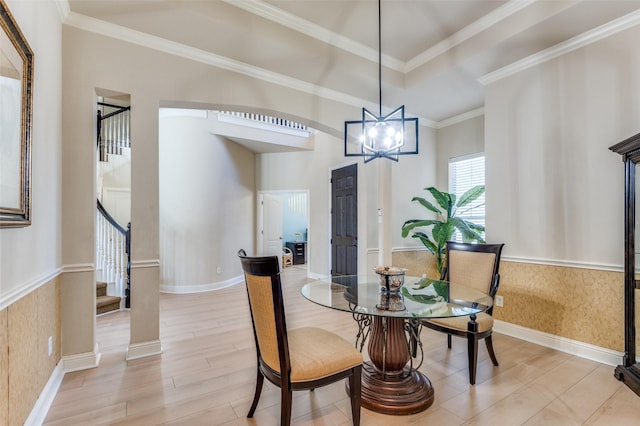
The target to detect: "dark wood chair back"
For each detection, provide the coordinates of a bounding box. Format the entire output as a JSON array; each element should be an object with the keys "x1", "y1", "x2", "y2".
[{"x1": 237, "y1": 249, "x2": 362, "y2": 425}]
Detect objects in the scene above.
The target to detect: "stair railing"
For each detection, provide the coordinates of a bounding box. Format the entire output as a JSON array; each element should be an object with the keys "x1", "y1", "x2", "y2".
[
  {"x1": 97, "y1": 103, "x2": 131, "y2": 162},
  {"x1": 218, "y1": 110, "x2": 308, "y2": 132},
  {"x1": 96, "y1": 200, "x2": 131, "y2": 308}
]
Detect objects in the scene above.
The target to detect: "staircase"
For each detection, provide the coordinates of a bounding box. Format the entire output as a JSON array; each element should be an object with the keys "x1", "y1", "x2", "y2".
[
  {"x1": 96, "y1": 98, "x2": 132, "y2": 313},
  {"x1": 96, "y1": 281, "x2": 121, "y2": 315}
]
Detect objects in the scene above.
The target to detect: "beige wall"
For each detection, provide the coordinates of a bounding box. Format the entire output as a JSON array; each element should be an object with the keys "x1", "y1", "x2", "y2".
[
  {"x1": 398, "y1": 23, "x2": 640, "y2": 353},
  {"x1": 159, "y1": 113, "x2": 256, "y2": 290},
  {"x1": 483, "y1": 21, "x2": 640, "y2": 350},
  {"x1": 257, "y1": 126, "x2": 436, "y2": 275},
  {"x1": 484, "y1": 29, "x2": 637, "y2": 265},
  {"x1": 0, "y1": 277, "x2": 61, "y2": 426},
  {"x1": 0, "y1": 1, "x2": 64, "y2": 423},
  {"x1": 61, "y1": 23, "x2": 433, "y2": 353},
  {"x1": 57, "y1": 0, "x2": 640, "y2": 382},
  {"x1": 435, "y1": 115, "x2": 485, "y2": 191},
  {"x1": 0, "y1": 2, "x2": 62, "y2": 296}
]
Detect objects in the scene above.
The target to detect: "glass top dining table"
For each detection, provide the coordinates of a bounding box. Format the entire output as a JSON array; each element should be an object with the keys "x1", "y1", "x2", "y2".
[
  {"x1": 300, "y1": 274, "x2": 494, "y2": 415},
  {"x1": 301, "y1": 274, "x2": 493, "y2": 319}
]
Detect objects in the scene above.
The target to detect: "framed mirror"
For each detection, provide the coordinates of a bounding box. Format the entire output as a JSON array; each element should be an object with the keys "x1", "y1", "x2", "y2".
[{"x1": 0, "y1": 0, "x2": 33, "y2": 227}]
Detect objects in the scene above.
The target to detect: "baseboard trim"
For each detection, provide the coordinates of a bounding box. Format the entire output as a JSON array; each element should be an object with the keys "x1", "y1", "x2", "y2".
[
  {"x1": 24, "y1": 361, "x2": 64, "y2": 426},
  {"x1": 126, "y1": 339, "x2": 162, "y2": 361},
  {"x1": 63, "y1": 344, "x2": 101, "y2": 373},
  {"x1": 159, "y1": 276, "x2": 244, "y2": 294},
  {"x1": 307, "y1": 272, "x2": 327, "y2": 280},
  {"x1": 493, "y1": 320, "x2": 624, "y2": 367}
]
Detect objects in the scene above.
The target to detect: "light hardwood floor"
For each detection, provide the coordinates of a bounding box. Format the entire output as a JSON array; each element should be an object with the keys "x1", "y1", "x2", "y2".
[{"x1": 45, "y1": 265, "x2": 640, "y2": 425}]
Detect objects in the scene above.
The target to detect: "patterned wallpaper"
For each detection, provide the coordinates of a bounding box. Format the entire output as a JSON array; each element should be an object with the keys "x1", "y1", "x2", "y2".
[
  {"x1": 0, "y1": 277, "x2": 61, "y2": 425},
  {"x1": 393, "y1": 250, "x2": 637, "y2": 352}
]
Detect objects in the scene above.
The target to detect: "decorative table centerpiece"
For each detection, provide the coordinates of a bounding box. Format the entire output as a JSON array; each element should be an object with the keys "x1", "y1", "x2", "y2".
[
  {"x1": 374, "y1": 265, "x2": 408, "y2": 293},
  {"x1": 374, "y1": 266, "x2": 408, "y2": 311}
]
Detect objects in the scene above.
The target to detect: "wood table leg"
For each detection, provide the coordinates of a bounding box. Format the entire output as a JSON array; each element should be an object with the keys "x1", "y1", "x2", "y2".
[{"x1": 356, "y1": 316, "x2": 434, "y2": 415}]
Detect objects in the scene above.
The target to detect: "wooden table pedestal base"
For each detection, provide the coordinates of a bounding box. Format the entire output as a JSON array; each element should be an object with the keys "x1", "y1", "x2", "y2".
[{"x1": 347, "y1": 361, "x2": 434, "y2": 415}]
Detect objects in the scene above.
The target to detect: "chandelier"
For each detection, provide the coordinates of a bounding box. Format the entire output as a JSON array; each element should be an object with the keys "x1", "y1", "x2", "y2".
[{"x1": 344, "y1": 0, "x2": 418, "y2": 163}]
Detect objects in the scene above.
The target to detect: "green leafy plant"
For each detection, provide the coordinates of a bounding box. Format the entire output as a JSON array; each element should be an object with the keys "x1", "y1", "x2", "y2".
[{"x1": 401, "y1": 186, "x2": 485, "y2": 275}]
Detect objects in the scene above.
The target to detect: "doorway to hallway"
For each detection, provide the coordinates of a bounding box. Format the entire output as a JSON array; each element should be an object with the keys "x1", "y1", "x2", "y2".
[{"x1": 258, "y1": 190, "x2": 309, "y2": 268}]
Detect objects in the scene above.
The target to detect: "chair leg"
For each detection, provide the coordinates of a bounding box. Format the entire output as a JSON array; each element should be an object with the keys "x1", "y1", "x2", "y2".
[
  {"x1": 349, "y1": 366, "x2": 362, "y2": 426},
  {"x1": 467, "y1": 315, "x2": 479, "y2": 385},
  {"x1": 247, "y1": 368, "x2": 264, "y2": 417},
  {"x1": 467, "y1": 334, "x2": 479, "y2": 385},
  {"x1": 281, "y1": 385, "x2": 293, "y2": 426},
  {"x1": 485, "y1": 335, "x2": 499, "y2": 366},
  {"x1": 447, "y1": 333, "x2": 452, "y2": 349}
]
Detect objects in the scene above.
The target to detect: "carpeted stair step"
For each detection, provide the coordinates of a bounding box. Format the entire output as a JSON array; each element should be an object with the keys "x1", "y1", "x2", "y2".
[
  {"x1": 97, "y1": 281, "x2": 108, "y2": 297},
  {"x1": 96, "y1": 281, "x2": 121, "y2": 314},
  {"x1": 97, "y1": 295, "x2": 121, "y2": 315}
]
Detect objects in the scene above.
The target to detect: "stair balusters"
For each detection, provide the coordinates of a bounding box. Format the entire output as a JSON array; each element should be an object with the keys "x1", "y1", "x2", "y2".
[
  {"x1": 96, "y1": 202, "x2": 130, "y2": 305},
  {"x1": 96, "y1": 101, "x2": 132, "y2": 307},
  {"x1": 98, "y1": 104, "x2": 130, "y2": 162}
]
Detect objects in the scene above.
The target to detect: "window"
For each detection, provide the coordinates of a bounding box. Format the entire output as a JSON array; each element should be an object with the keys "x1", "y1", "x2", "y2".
[{"x1": 449, "y1": 154, "x2": 485, "y2": 242}]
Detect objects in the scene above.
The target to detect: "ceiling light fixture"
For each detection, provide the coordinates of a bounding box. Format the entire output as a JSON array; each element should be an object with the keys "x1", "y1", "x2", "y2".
[{"x1": 344, "y1": 0, "x2": 418, "y2": 163}]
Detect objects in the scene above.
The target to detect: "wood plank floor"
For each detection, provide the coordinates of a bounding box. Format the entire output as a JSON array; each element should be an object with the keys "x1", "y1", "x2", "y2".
[{"x1": 45, "y1": 265, "x2": 640, "y2": 425}]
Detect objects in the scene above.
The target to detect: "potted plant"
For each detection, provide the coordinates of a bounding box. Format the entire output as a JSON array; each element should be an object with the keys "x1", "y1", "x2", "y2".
[{"x1": 401, "y1": 186, "x2": 485, "y2": 276}]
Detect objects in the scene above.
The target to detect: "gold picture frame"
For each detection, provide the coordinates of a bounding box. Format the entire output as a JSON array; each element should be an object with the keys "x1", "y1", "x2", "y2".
[{"x1": 0, "y1": 0, "x2": 33, "y2": 227}]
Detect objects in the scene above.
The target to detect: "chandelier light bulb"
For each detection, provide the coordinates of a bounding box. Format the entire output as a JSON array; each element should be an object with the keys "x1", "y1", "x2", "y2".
[{"x1": 386, "y1": 126, "x2": 395, "y2": 137}]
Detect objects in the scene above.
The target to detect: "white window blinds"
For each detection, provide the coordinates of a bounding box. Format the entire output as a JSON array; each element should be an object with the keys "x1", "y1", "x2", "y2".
[{"x1": 449, "y1": 154, "x2": 485, "y2": 242}]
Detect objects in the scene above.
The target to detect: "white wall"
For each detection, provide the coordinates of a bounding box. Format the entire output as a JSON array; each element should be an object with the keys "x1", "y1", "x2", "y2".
[
  {"x1": 159, "y1": 112, "x2": 255, "y2": 291},
  {"x1": 485, "y1": 24, "x2": 640, "y2": 266},
  {"x1": 0, "y1": 0, "x2": 61, "y2": 305}
]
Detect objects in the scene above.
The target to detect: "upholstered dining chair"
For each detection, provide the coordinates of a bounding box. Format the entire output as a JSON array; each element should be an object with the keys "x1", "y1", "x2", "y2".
[
  {"x1": 237, "y1": 249, "x2": 363, "y2": 426},
  {"x1": 421, "y1": 241, "x2": 504, "y2": 385}
]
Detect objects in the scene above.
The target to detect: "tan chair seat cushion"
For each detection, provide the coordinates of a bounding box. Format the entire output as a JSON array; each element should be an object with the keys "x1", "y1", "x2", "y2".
[
  {"x1": 287, "y1": 327, "x2": 363, "y2": 383},
  {"x1": 425, "y1": 312, "x2": 493, "y2": 333}
]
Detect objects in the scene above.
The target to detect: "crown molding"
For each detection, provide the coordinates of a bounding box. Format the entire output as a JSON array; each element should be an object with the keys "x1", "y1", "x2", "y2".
[
  {"x1": 480, "y1": 7, "x2": 640, "y2": 86},
  {"x1": 54, "y1": 0, "x2": 70, "y2": 21},
  {"x1": 405, "y1": 0, "x2": 536, "y2": 73},
  {"x1": 225, "y1": 0, "x2": 536, "y2": 77},
  {"x1": 435, "y1": 107, "x2": 484, "y2": 129},
  {"x1": 223, "y1": 0, "x2": 405, "y2": 72},
  {"x1": 63, "y1": 12, "x2": 432, "y2": 127}
]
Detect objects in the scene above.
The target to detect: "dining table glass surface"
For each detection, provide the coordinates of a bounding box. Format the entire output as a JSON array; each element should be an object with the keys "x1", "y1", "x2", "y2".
[{"x1": 301, "y1": 274, "x2": 493, "y2": 319}]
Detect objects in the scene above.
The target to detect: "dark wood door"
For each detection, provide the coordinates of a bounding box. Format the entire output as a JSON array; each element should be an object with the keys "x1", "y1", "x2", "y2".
[{"x1": 331, "y1": 164, "x2": 357, "y2": 276}]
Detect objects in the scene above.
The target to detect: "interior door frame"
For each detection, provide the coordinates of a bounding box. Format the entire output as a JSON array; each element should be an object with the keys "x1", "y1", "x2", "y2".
[{"x1": 257, "y1": 189, "x2": 310, "y2": 269}]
